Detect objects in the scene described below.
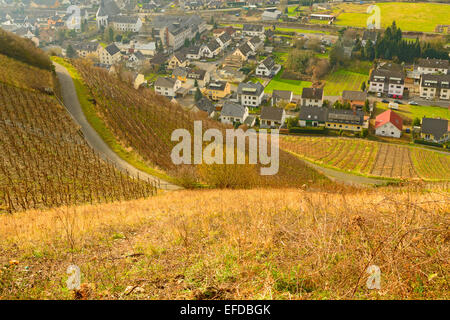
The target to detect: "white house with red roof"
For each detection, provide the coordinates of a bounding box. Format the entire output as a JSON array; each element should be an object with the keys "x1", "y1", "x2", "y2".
[{"x1": 375, "y1": 109, "x2": 403, "y2": 138}]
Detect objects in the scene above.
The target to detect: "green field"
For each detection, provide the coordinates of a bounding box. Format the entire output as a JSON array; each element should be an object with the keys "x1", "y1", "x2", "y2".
[
  {"x1": 264, "y1": 70, "x2": 312, "y2": 95},
  {"x1": 323, "y1": 70, "x2": 369, "y2": 96},
  {"x1": 333, "y1": 2, "x2": 450, "y2": 33},
  {"x1": 376, "y1": 103, "x2": 450, "y2": 122}
]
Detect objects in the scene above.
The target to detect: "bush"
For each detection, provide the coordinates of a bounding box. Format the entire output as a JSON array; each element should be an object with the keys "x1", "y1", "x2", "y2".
[
  {"x1": 414, "y1": 139, "x2": 443, "y2": 148},
  {"x1": 289, "y1": 126, "x2": 326, "y2": 134}
]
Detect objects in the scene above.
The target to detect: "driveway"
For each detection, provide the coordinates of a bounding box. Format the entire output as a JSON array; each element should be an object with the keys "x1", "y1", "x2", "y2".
[{"x1": 53, "y1": 62, "x2": 181, "y2": 191}]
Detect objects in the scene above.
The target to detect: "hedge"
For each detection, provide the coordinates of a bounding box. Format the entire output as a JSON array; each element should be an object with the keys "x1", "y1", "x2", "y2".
[
  {"x1": 414, "y1": 139, "x2": 444, "y2": 148},
  {"x1": 289, "y1": 127, "x2": 327, "y2": 134}
]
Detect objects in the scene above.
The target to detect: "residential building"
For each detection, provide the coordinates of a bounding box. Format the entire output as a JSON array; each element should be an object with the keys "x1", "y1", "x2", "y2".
[
  {"x1": 419, "y1": 74, "x2": 450, "y2": 100},
  {"x1": 232, "y1": 43, "x2": 252, "y2": 62},
  {"x1": 220, "y1": 102, "x2": 248, "y2": 124},
  {"x1": 342, "y1": 90, "x2": 367, "y2": 110},
  {"x1": 154, "y1": 76, "x2": 181, "y2": 98},
  {"x1": 72, "y1": 42, "x2": 99, "y2": 58},
  {"x1": 247, "y1": 36, "x2": 263, "y2": 52},
  {"x1": 216, "y1": 32, "x2": 232, "y2": 49},
  {"x1": 375, "y1": 109, "x2": 403, "y2": 138},
  {"x1": 255, "y1": 57, "x2": 280, "y2": 77},
  {"x1": 242, "y1": 24, "x2": 265, "y2": 38},
  {"x1": 203, "y1": 81, "x2": 231, "y2": 100},
  {"x1": 420, "y1": 118, "x2": 449, "y2": 143},
  {"x1": 368, "y1": 62, "x2": 405, "y2": 98},
  {"x1": 97, "y1": 43, "x2": 121, "y2": 65},
  {"x1": 262, "y1": 10, "x2": 281, "y2": 21},
  {"x1": 326, "y1": 109, "x2": 365, "y2": 132},
  {"x1": 194, "y1": 96, "x2": 216, "y2": 117},
  {"x1": 168, "y1": 52, "x2": 188, "y2": 69},
  {"x1": 361, "y1": 30, "x2": 378, "y2": 47},
  {"x1": 301, "y1": 88, "x2": 324, "y2": 107},
  {"x1": 272, "y1": 90, "x2": 293, "y2": 107},
  {"x1": 260, "y1": 106, "x2": 286, "y2": 128},
  {"x1": 416, "y1": 58, "x2": 449, "y2": 75},
  {"x1": 237, "y1": 82, "x2": 265, "y2": 107},
  {"x1": 172, "y1": 67, "x2": 210, "y2": 88},
  {"x1": 96, "y1": 0, "x2": 121, "y2": 29},
  {"x1": 185, "y1": 46, "x2": 202, "y2": 60},
  {"x1": 199, "y1": 39, "x2": 221, "y2": 58},
  {"x1": 299, "y1": 106, "x2": 328, "y2": 127},
  {"x1": 126, "y1": 51, "x2": 146, "y2": 69}
]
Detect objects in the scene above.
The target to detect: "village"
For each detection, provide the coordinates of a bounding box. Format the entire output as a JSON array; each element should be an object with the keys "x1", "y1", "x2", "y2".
[{"x1": 1, "y1": 0, "x2": 449, "y2": 147}]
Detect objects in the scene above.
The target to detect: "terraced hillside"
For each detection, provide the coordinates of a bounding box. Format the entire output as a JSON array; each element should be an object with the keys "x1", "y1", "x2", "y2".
[
  {"x1": 281, "y1": 136, "x2": 450, "y2": 181},
  {"x1": 0, "y1": 47, "x2": 156, "y2": 213}
]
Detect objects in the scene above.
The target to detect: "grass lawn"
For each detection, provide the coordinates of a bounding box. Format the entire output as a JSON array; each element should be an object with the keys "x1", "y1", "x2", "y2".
[
  {"x1": 264, "y1": 69, "x2": 312, "y2": 95},
  {"x1": 333, "y1": 2, "x2": 450, "y2": 33},
  {"x1": 375, "y1": 103, "x2": 450, "y2": 122},
  {"x1": 323, "y1": 69, "x2": 369, "y2": 96},
  {"x1": 273, "y1": 51, "x2": 289, "y2": 64}
]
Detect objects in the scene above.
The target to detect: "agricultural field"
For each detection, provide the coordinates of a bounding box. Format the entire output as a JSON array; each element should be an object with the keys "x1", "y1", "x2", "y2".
[
  {"x1": 323, "y1": 69, "x2": 369, "y2": 96},
  {"x1": 280, "y1": 136, "x2": 450, "y2": 181},
  {"x1": 375, "y1": 103, "x2": 450, "y2": 123},
  {"x1": 264, "y1": 70, "x2": 312, "y2": 95},
  {"x1": 332, "y1": 2, "x2": 450, "y2": 33}
]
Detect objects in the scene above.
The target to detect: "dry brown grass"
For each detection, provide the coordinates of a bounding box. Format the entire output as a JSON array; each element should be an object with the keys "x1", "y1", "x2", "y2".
[{"x1": 0, "y1": 188, "x2": 448, "y2": 300}]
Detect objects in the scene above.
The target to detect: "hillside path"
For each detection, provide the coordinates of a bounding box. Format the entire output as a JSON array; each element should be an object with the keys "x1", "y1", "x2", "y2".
[{"x1": 54, "y1": 62, "x2": 182, "y2": 191}]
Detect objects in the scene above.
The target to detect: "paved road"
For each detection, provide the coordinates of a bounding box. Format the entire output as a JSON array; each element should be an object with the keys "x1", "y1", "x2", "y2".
[{"x1": 53, "y1": 62, "x2": 182, "y2": 191}]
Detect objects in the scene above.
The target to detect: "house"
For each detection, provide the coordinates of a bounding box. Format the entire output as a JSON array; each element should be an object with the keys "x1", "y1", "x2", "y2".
[
  {"x1": 255, "y1": 57, "x2": 280, "y2": 77},
  {"x1": 185, "y1": 46, "x2": 202, "y2": 60},
  {"x1": 203, "y1": 81, "x2": 231, "y2": 100},
  {"x1": 342, "y1": 90, "x2": 367, "y2": 110},
  {"x1": 132, "y1": 73, "x2": 146, "y2": 89},
  {"x1": 247, "y1": 36, "x2": 263, "y2": 52},
  {"x1": 237, "y1": 82, "x2": 265, "y2": 107},
  {"x1": 150, "y1": 53, "x2": 168, "y2": 70},
  {"x1": 420, "y1": 118, "x2": 449, "y2": 143},
  {"x1": 299, "y1": 106, "x2": 328, "y2": 127},
  {"x1": 361, "y1": 30, "x2": 378, "y2": 47},
  {"x1": 73, "y1": 42, "x2": 99, "y2": 58},
  {"x1": 416, "y1": 58, "x2": 449, "y2": 75},
  {"x1": 220, "y1": 102, "x2": 249, "y2": 124},
  {"x1": 326, "y1": 109, "x2": 365, "y2": 132},
  {"x1": 272, "y1": 90, "x2": 293, "y2": 107},
  {"x1": 301, "y1": 88, "x2": 324, "y2": 107},
  {"x1": 200, "y1": 40, "x2": 221, "y2": 58},
  {"x1": 232, "y1": 43, "x2": 253, "y2": 62},
  {"x1": 132, "y1": 42, "x2": 156, "y2": 56},
  {"x1": 309, "y1": 14, "x2": 335, "y2": 21},
  {"x1": 172, "y1": 67, "x2": 210, "y2": 88},
  {"x1": 110, "y1": 16, "x2": 143, "y2": 32},
  {"x1": 262, "y1": 10, "x2": 281, "y2": 21},
  {"x1": 194, "y1": 96, "x2": 216, "y2": 117},
  {"x1": 216, "y1": 32, "x2": 232, "y2": 49},
  {"x1": 419, "y1": 74, "x2": 450, "y2": 100},
  {"x1": 375, "y1": 109, "x2": 403, "y2": 138},
  {"x1": 223, "y1": 55, "x2": 243, "y2": 69},
  {"x1": 242, "y1": 24, "x2": 265, "y2": 38},
  {"x1": 260, "y1": 106, "x2": 286, "y2": 129},
  {"x1": 97, "y1": 43, "x2": 121, "y2": 65},
  {"x1": 154, "y1": 77, "x2": 181, "y2": 98},
  {"x1": 126, "y1": 51, "x2": 146, "y2": 69},
  {"x1": 168, "y1": 52, "x2": 188, "y2": 69},
  {"x1": 368, "y1": 62, "x2": 405, "y2": 98}
]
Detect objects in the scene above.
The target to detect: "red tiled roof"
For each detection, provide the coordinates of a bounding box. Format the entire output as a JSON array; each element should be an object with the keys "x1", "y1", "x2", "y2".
[{"x1": 375, "y1": 109, "x2": 403, "y2": 131}]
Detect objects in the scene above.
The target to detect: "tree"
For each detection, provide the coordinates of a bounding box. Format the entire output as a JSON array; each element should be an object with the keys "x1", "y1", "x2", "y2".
[
  {"x1": 107, "y1": 27, "x2": 114, "y2": 42},
  {"x1": 361, "y1": 81, "x2": 366, "y2": 92},
  {"x1": 194, "y1": 79, "x2": 198, "y2": 88},
  {"x1": 66, "y1": 45, "x2": 76, "y2": 58},
  {"x1": 195, "y1": 88, "x2": 202, "y2": 101},
  {"x1": 184, "y1": 38, "x2": 190, "y2": 47},
  {"x1": 363, "y1": 99, "x2": 370, "y2": 113},
  {"x1": 412, "y1": 117, "x2": 421, "y2": 127}
]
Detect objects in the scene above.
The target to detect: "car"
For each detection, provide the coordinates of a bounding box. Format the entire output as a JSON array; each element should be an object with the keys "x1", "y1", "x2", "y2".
[
  {"x1": 393, "y1": 100, "x2": 403, "y2": 104},
  {"x1": 381, "y1": 99, "x2": 389, "y2": 103},
  {"x1": 408, "y1": 101, "x2": 419, "y2": 106}
]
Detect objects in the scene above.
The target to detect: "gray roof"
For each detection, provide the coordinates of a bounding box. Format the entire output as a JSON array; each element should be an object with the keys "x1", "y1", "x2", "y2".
[
  {"x1": 243, "y1": 24, "x2": 264, "y2": 32},
  {"x1": 155, "y1": 76, "x2": 177, "y2": 88},
  {"x1": 206, "y1": 81, "x2": 227, "y2": 91},
  {"x1": 97, "y1": 0, "x2": 120, "y2": 17},
  {"x1": 299, "y1": 106, "x2": 328, "y2": 122},
  {"x1": 362, "y1": 30, "x2": 378, "y2": 42},
  {"x1": 260, "y1": 106, "x2": 284, "y2": 121},
  {"x1": 218, "y1": 32, "x2": 231, "y2": 44},
  {"x1": 221, "y1": 102, "x2": 246, "y2": 118},
  {"x1": 421, "y1": 118, "x2": 449, "y2": 140},
  {"x1": 110, "y1": 15, "x2": 140, "y2": 24},
  {"x1": 420, "y1": 74, "x2": 450, "y2": 89},
  {"x1": 195, "y1": 96, "x2": 215, "y2": 115},
  {"x1": 327, "y1": 109, "x2": 364, "y2": 125},
  {"x1": 342, "y1": 90, "x2": 367, "y2": 101},
  {"x1": 260, "y1": 56, "x2": 275, "y2": 69},
  {"x1": 417, "y1": 58, "x2": 449, "y2": 70},
  {"x1": 105, "y1": 43, "x2": 120, "y2": 56},
  {"x1": 236, "y1": 42, "x2": 252, "y2": 56},
  {"x1": 172, "y1": 66, "x2": 189, "y2": 78},
  {"x1": 272, "y1": 90, "x2": 292, "y2": 101},
  {"x1": 249, "y1": 36, "x2": 262, "y2": 46},
  {"x1": 237, "y1": 81, "x2": 264, "y2": 96},
  {"x1": 206, "y1": 39, "x2": 220, "y2": 52},
  {"x1": 302, "y1": 87, "x2": 323, "y2": 100},
  {"x1": 73, "y1": 42, "x2": 99, "y2": 52}
]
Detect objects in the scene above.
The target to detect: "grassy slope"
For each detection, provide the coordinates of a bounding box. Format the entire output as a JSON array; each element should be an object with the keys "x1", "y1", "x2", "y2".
[
  {"x1": 51, "y1": 57, "x2": 178, "y2": 184},
  {"x1": 323, "y1": 70, "x2": 369, "y2": 96},
  {"x1": 0, "y1": 188, "x2": 448, "y2": 299},
  {"x1": 375, "y1": 103, "x2": 450, "y2": 122},
  {"x1": 333, "y1": 2, "x2": 450, "y2": 33},
  {"x1": 264, "y1": 69, "x2": 312, "y2": 95}
]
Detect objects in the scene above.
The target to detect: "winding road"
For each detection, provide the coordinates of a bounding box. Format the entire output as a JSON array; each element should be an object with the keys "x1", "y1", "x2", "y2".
[{"x1": 53, "y1": 62, "x2": 182, "y2": 191}]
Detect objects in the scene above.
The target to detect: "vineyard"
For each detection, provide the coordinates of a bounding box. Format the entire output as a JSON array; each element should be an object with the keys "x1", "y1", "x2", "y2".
[
  {"x1": 71, "y1": 60, "x2": 328, "y2": 188},
  {"x1": 0, "y1": 56, "x2": 157, "y2": 213},
  {"x1": 280, "y1": 136, "x2": 450, "y2": 181}
]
